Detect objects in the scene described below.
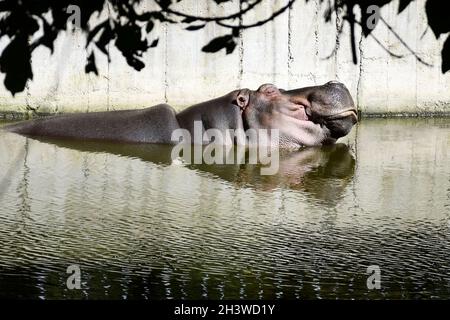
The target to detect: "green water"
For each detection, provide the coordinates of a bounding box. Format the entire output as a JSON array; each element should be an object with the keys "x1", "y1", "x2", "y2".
[{"x1": 0, "y1": 118, "x2": 449, "y2": 299}]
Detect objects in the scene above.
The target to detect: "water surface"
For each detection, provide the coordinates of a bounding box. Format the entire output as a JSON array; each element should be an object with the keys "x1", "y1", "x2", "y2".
[{"x1": 0, "y1": 118, "x2": 449, "y2": 299}]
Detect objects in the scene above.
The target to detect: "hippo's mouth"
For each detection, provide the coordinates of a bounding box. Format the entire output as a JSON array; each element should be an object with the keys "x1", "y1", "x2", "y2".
[
  {"x1": 292, "y1": 99, "x2": 357, "y2": 126},
  {"x1": 324, "y1": 108, "x2": 358, "y2": 122}
]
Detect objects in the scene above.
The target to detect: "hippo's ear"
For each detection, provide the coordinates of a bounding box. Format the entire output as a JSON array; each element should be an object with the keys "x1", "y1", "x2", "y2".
[{"x1": 236, "y1": 89, "x2": 250, "y2": 110}]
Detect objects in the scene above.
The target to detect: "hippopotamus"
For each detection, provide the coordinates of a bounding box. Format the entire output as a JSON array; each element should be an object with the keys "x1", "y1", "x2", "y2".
[{"x1": 4, "y1": 81, "x2": 357, "y2": 148}]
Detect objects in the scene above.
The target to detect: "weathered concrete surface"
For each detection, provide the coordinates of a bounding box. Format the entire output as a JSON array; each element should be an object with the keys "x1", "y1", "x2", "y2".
[{"x1": 0, "y1": 0, "x2": 449, "y2": 116}]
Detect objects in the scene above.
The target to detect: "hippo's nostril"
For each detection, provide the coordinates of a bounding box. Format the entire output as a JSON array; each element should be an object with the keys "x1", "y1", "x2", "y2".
[{"x1": 304, "y1": 106, "x2": 312, "y2": 117}]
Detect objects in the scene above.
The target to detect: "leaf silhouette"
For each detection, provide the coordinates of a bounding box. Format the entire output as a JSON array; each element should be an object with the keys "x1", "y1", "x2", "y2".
[
  {"x1": 31, "y1": 17, "x2": 58, "y2": 53},
  {"x1": 135, "y1": 12, "x2": 153, "y2": 21},
  {"x1": 182, "y1": 16, "x2": 197, "y2": 23},
  {"x1": 185, "y1": 24, "x2": 207, "y2": 31},
  {"x1": 95, "y1": 24, "x2": 115, "y2": 56},
  {"x1": 426, "y1": 0, "x2": 450, "y2": 38},
  {"x1": 149, "y1": 38, "x2": 159, "y2": 48},
  {"x1": 158, "y1": 0, "x2": 173, "y2": 10},
  {"x1": 442, "y1": 35, "x2": 450, "y2": 73},
  {"x1": 146, "y1": 20, "x2": 154, "y2": 33},
  {"x1": 85, "y1": 52, "x2": 98, "y2": 75},
  {"x1": 225, "y1": 40, "x2": 237, "y2": 54},
  {"x1": 127, "y1": 57, "x2": 145, "y2": 71},
  {"x1": 202, "y1": 35, "x2": 236, "y2": 54},
  {"x1": 151, "y1": 12, "x2": 176, "y2": 23},
  {"x1": 115, "y1": 23, "x2": 148, "y2": 71},
  {"x1": 86, "y1": 20, "x2": 109, "y2": 47},
  {"x1": 0, "y1": 0, "x2": 449, "y2": 96},
  {"x1": 0, "y1": 35, "x2": 33, "y2": 95},
  {"x1": 398, "y1": 0, "x2": 414, "y2": 13}
]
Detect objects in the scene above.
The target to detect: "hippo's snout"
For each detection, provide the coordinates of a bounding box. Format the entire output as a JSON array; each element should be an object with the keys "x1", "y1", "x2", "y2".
[
  {"x1": 309, "y1": 81, "x2": 357, "y2": 139},
  {"x1": 324, "y1": 108, "x2": 358, "y2": 139}
]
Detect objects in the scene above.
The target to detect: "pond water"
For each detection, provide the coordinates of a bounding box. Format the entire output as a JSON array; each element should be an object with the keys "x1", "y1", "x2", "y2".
[{"x1": 0, "y1": 118, "x2": 449, "y2": 299}]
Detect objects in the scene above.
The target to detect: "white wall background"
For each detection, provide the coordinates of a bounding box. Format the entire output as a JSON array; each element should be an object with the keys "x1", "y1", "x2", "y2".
[{"x1": 0, "y1": 0, "x2": 449, "y2": 115}]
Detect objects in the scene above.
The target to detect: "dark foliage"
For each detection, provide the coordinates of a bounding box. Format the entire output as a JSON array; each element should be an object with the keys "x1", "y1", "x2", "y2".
[
  {"x1": 425, "y1": 0, "x2": 450, "y2": 72},
  {"x1": 0, "y1": 0, "x2": 448, "y2": 95}
]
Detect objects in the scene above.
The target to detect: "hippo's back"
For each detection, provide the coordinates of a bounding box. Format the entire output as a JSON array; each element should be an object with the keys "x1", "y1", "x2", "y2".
[{"x1": 4, "y1": 104, "x2": 180, "y2": 144}]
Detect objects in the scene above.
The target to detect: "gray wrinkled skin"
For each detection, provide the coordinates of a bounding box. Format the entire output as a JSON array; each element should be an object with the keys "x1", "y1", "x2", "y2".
[{"x1": 4, "y1": 81, "x2": 357, "y2": 149}]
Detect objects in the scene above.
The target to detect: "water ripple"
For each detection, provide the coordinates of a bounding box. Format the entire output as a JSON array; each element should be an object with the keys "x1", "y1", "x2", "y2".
[{"x1": 0, "y1": 118, "x2": 449, "y2": 299}]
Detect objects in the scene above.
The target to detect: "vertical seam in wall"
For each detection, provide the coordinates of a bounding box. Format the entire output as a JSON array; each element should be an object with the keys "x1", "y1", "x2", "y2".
[
  {"x1": 287, "y1": 4, "x2": 293, "y2": 87},
  {"x1": 353, "y1": 22, "x2": 361, "y2": 194},
  {"x1": 314, "y1": 0, "x2": 319, "y2": 84},
  {"x1": 26, "y1": 35, "x2": 32, "y2": 116},
  {"x1": 386, "y1": 5, "x2": 390, "y2": 113},
  {"x1": 238, "y1": 32, "x2": 244, "y2": 88},
  {"x1": 334, "y1": 6, "x2": 342, "y2": 79},
  {"x1": 272, "y1": 15, "x2": 276, "y2": 84},
  {"x1": 106, "y1": 1, "x2": 111, "y2": 112},
  {"x1": 87, "y1": 75, "x2": 90, "y2": 113},
  {"x1": 238, "y1": 0, "x2": 244, "y2": 88},
  {"x1": 164, "y1": 23, "x2": 169, "y2": 103},
  {"x1": 25, "y1": 83, "x2": 31, "y2": 115},
  {"x1": 107, "y1": 43, "x2": 110, "y2": 111},
  {"x1": 415, "y1": 0, "x2": 419, "y2": 112},
  {"x1": 357, "y1": 29, "x2": 363, "y2": 114}
]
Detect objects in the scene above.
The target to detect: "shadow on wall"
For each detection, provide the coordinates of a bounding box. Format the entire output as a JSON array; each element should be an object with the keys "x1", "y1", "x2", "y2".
[{"x1": 0, "y1": 0, "x2": 448, "y2": 96}]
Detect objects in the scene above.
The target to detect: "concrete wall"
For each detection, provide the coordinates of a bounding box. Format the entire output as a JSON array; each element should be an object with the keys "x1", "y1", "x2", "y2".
[{"x1": 0, "y1": 0, "x2": 449, "y2": 116}]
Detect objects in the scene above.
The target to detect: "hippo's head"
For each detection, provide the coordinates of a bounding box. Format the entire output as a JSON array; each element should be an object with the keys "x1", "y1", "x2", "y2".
[{"x1": 234, "y1": 81, "x2": 357, "y2": 148}]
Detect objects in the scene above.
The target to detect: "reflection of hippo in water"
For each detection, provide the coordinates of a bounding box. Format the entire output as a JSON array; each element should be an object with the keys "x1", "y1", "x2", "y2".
[
  {"x1": 8, "y1": 135, "x2": 355, "y2": 203},
  {"x1": 194, "y1": 144, "x2": 356, "y2": 204},
  {"x1": 5, "y1": 81, "x2": 357, "y2": 148}
]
